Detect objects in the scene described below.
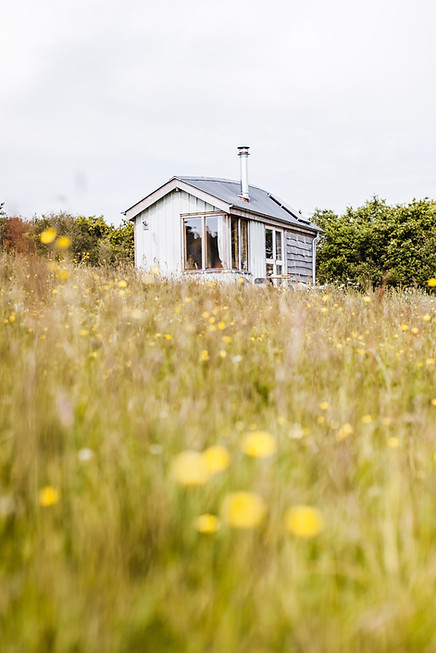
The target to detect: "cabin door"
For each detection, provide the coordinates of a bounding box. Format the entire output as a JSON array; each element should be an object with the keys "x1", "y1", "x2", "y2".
[{"x1": 265, "y1": 227, "x2": 284, "y2": 278}]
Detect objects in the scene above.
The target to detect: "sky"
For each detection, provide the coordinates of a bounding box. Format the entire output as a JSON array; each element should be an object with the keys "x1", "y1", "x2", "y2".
[{"x1": 2, "y1": 0, "x2": 436, "y2": 225}]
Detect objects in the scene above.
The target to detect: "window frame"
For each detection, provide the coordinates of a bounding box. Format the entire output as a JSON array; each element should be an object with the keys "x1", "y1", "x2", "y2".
[
  {"x1": 265, "y1": 226, "x2": 285, "y2": 277},
  {"x1": 182, "y1": 213, "x2": 227, "y2": 272},
  {"x1": 231, "y1": 217, "x2": 249, "y2": 271}
]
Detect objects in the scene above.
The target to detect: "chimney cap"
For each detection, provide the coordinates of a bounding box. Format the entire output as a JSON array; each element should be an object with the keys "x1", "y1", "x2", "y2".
[{"x1": 238, "y1": 146, "x2": 250, "y2": 155}]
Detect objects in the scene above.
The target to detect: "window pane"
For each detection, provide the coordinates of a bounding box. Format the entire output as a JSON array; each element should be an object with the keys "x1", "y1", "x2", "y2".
[
  {"x1": 266, "y1": 263, "x2": 274, "y2": 277},
  {"x1": 231, "y1": 217, "x2": 238, "y2": 269},
  {"x1": 276, "y1": 264, "x2": 283, "y2": 276},
  {"x1": 240, "y1": 220, "x2": 248, "y2": 271},
  {"x1": 206, "y1": 216, "x2": 223, "y2": 269},
  {"x1": 184, "y1": 218, "x2": 202, "y2": 270},
  {"x1": 265, "y1": 228, "x2": 273, "y2": 259},
  {"x1": 275, "y1": 231, "x2": 282, "y2": 260}
]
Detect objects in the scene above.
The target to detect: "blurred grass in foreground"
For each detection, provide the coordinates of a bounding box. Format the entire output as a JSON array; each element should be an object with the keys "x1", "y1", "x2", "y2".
[{"x1": 1, "y1": 252, "x2": 436, "y2": 652}]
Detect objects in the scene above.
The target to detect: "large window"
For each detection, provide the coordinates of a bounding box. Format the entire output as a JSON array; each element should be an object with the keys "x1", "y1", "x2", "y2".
[
  {"x1": 184, "y1": 216, "x2": 225, "y2": 270},
  {"x1": 265, "y1": 227, "x2": 284, "y2": 277},
  {"x1": 231, "y1": 217, "x2": 248, "y2": 271}
]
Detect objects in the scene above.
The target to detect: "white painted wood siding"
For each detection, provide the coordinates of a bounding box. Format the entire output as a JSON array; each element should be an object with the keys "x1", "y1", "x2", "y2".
[
  {"x1": 134, "y1": 190, "x2": 219, "y2": 272},
  {"x1": 249, "y1": 220, "x2": 266, "y2": 279}
]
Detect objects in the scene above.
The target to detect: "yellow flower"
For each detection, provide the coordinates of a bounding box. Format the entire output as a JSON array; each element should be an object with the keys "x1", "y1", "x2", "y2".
[
  {"x1": 427, "y1": 278, "x2": 436, "y2": 287},
  {"x1": 195, "y1": 514, "x2": 221, "y2": 534},
  {"x1": 55, "y1": 236, "x2": 72, "y2": 250},
  {"x1": 219, "y1": 350, "x2": 227, "y2": 358},
  {"x1": 361, "y1": 414, "x2": 373, "y2": 424},
  {"x1": 423, "y1": 314, "x2": 431, "y2": 322},
  {"x1": 40, "y1": 228, "x2": 57, "y2": 244},
  {"x1": 431, "y1": 399, "x2": 436, "y2": 407},
  {"x1": 203, "y1": 445, "x2": 231, "y2": 475},
  {"x1": 363, "y1": 296, "x2": 371, "y2": 303},
  {"x1": 118, "y1": 280, "x2": 127, "y2": 288},
  {"x1": 38, "y1": 486, "x2": 60, "y2": 507},
  {"x1": 401, "y1": 324, "x2": 409, "y2": 332},
  {"x1": 222, "y1": 335, "x2": 232, "y2": 344},
  {"x1": 8, "y1": 315, "x2": 15, "y2": 323},
  {"x1": 336, "y1": 423, "x2": 353, "y2": 442},
  {"x1": 199, "y1": 349, "x2": 209, "y2": 362},
  {"x1": 240, "y1": 431, "x2": 277, "y2": 458},
  {"x1": 284, "y1": 505, "x2": 324, "y2": 538},
  {"x1": 221, "y1": 492, "x2": 266, "y2": 529},
  {"x1": 387, "y1": 437, "x2": 400, "y2": 448},
  {"x1": 56, "y1": 269, "x2": 70, "y2": 281},
  {"x1": 319, "y1": 401, "x2": 329, "y2": 411},
  {"x1": 170, "y1": 451, "x2": 209, "y2": 487}
]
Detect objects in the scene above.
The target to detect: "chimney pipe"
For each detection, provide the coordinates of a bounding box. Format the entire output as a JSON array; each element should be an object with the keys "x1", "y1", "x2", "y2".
[{"x1": 237, "y1": 146, "x2": 250, "y2": 200}]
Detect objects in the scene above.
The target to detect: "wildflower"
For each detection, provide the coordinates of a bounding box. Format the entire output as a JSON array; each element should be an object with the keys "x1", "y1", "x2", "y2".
[
  {"x1": 336, "y1": 423, "x2": 353, "y2": 442},
  {"x1": 363, "y1": 296, "x2": 371, "y2": 303},
  {"x1": 203, "y1": 445, "x2": 231, "y2": 475},
  {"x1": 40, "y1": 228, "x2": 57, "y2": 244},
  {"x1": 382, "y1": 417, "x2": 393, "y2": 426},
  {"x1": 199, "y1": 349, "x2": 209, "y2": 362},
  {"x1": 118, "y1": 280, "x2": 127, "y2": 288},
  {"x1": 8, "y1": 315, "x2": 15, "y2": 323},
  {"x1": 288, "y1": 423, "x2": 305, "y2": 439},
  {"x1": 319, "y1": 401, "x2": 329, "y2": 411},
  {"x1": 57, "y1": 270, "x2": 69, "y2": 281},
  {"x1": 387, "y1": 437, "x2": 400, "y2": 448},
  {"x1": 361, "y1": 414, "x2": 373, "y2": 424},
  {"x1": 240, "y1": 431, "x2": 277, "y2": 458},
  {"x1": 427, "y1": 278, "x2": 436, "y2": 287},
  {"x1": 284, "y1": 505, "x2": 324, "y2": 538},
  {"x1": 219, "y1": 350, "x2": 227, "y2": 358},
  {"x1": 221, "y1": 492, "x2": 266, "y2": 529},
  {"x1": 423, "y1": 314, "x2": 431, "y2": 322},
  {"x1": 401, "y1": 324, "x2": 409, "y2": 332},
  {"x1": 78, "y1": 448, "x2": 94, "y2": 462},
  {"x1": 195, "y1": 514, "x2": 221, "y2": 534},
  {"x1": 222, "y1": 335, "x2": 232, "y2": 344},
  {"x1": 431, "y1": 399, "x2": 436, "y2": 407},
  {"x1": 38, "y1": 486, "x2": 60, "y2": 507},
  {"x1": 411, "y1": 327, "x2": 419, "y2": 335},
  {"x1": 170, "y1": 451, "x2": 209, "y2": 486},
  {"x1": 232, "y1": 355, "x2": 243, "y2": 364},
  {"x1": 55, "y1": 236, "x2": 72, "y2": 250}
]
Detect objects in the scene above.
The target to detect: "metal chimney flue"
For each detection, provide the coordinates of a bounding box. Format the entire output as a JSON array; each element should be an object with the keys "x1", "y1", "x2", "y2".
[{"x1": 237, "y1": 146, "x2": 250, "y2": 201}]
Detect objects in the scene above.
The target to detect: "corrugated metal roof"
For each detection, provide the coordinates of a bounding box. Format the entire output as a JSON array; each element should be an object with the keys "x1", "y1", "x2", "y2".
[{"x1": 176, "y1": 176, "x2": 321, "y2": 232}]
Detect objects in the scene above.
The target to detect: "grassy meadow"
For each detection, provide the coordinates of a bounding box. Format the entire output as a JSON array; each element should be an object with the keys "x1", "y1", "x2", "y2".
[{"x1": 1, "y1": 252, "x2": 436, "y2": 652}]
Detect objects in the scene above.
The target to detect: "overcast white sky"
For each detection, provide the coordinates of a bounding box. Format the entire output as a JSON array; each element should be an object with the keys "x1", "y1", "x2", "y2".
[{"x1": 2, "y1": 0, "x2": 436, "y2": 224}]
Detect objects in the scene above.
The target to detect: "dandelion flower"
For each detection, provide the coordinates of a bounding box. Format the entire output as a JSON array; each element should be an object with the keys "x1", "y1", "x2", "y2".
[
  {"x1": 38, "y1": 486, "x2": 60, "y2": 507},
  {"x1": 118, "y1": 280, "x2": 127, "y2": 288},
  {"x1": 284, "y1": 505, "x2": 324, "y2": 538},
  {"x1": 40, "y1": 228, "x2": 57, "y2": 244},
  {"x1": 55, "y1": 236, "x2": 72, "y2": 250},
  {"x1": 221, "y1": 492, "x2": 266, "y2": 529},
  {"x1": 195, "y1": 514, "x2": 221, "y2": 534},
  {"x1": 240, "y1": 431, "x2": 277, "y2": 458},
  {"x1": 427, "y1": 278, "x2": 436, "y2": 287},
  {"x1": 203, "y1": 445, "x2": 231, "y2": 475},
  {"x1": 336, "y1": 423, "x2": 353, "y2": 442},
  {"x1": 401, "y1": 324, "x2": 409, "y2": 332},
  {"x1": 170, "y1": 451, "x2": 209, "y2": 487}
]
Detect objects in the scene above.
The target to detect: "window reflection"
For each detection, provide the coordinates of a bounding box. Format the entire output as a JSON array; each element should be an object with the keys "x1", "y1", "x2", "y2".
[{"x1": 184, "y1": 218, "x2": 202, "y2": 269}]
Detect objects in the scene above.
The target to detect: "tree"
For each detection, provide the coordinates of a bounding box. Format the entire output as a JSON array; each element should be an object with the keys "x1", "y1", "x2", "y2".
[{"x1": 314, "y1": 197, "x2": 436, "y2": 288}]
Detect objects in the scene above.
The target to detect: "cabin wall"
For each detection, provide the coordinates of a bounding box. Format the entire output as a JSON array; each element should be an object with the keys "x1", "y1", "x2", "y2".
[
  {"x1": 134, "y1": 190, "x2": 219, "y2": 272},
  {"x1": 248, "y1": 220, "x2": 266, "y2": 279},
  {"x1": 285, "y1": 230, "x2": 314, "y2": 283}
]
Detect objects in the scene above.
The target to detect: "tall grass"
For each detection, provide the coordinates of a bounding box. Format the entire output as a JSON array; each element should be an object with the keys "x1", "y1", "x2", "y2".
[{"x1": 1, "y1": 252, "x2": 436, "y2": 652}]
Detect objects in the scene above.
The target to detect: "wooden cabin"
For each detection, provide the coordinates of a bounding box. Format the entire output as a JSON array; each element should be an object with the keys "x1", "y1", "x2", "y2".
[{"x1": 123, "y1": 147, "x2": 322, "y2": 283}]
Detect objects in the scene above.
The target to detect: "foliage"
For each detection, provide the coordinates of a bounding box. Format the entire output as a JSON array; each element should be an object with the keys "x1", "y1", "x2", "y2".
[
  {"x1": 0, "y1": 209, "x2": 134, "y2": 266},
  {"x1": 314, "y1": 197, "x2": 436, "y2": 288},
  {"x1": 1, "y1": 254, "x2": 436, "y2": 652}
]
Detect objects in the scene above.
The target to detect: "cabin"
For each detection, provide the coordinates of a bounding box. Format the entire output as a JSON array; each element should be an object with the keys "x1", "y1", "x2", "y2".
[{"x1": 123, "y1": 147, "x2": 322, "y2": 283}]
